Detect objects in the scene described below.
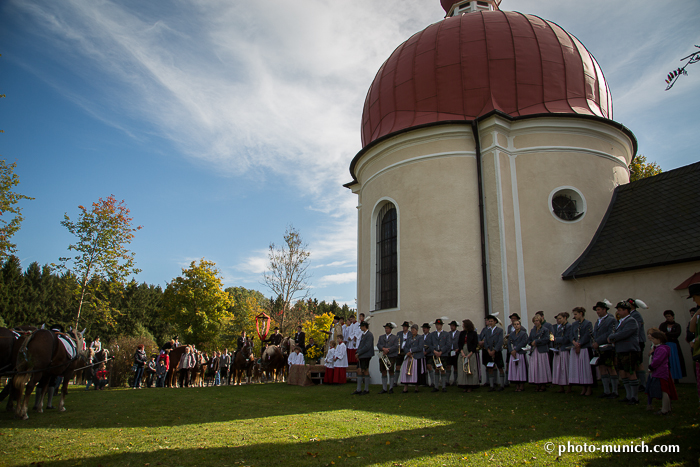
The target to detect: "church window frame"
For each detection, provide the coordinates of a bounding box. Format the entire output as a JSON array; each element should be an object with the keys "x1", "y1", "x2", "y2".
[
  {"x1": 548, "y1": 186, "x2": 586, "y2": 223},
  {"x1": 371, "y1": 198, "x2": 399, "y2": 312}
]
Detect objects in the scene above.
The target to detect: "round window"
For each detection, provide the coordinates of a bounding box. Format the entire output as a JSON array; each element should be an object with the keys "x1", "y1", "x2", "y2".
[{"x1": 549, "y1": 187, "x2": 586, "y2": 222}]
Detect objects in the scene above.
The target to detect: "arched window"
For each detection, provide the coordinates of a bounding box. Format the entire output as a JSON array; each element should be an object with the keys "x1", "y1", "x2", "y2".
[{"x1": 376, "y1": 203, "x2": 397, "y2": 310}]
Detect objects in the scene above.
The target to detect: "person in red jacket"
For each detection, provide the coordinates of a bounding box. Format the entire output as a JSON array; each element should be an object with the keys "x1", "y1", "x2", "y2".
[{"x1": 96, "y1": 363, "x2": 109, "y2": 390}]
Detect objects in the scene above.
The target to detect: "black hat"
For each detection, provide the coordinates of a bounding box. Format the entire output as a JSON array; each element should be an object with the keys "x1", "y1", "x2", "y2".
[
  {"x1": 688, "y1": 283, "x2": 700, "y2": 298},
  {"x1": 401, "y1": 321, "x2": 410, "y2": 327},
  {"x1": 384, "y1": 322, "x2": 395, "y2": 329},
  {"x1": 360, "y1": 321, "x2": 369, "y2": 328},
  {"x1": 422, "y1": 323, "x2": 431, "y2": 329},
  {"x1": 333, "y1": 316, "x2": 340, "y2": 320},
  {"x1": 615, "y1": 301, "x2": 631, "y2": 310},
  {"x1": 594, "y1": 301, "x2": 610, "y2": 310},
  {"x1": 434, "y1": 318, "x2": 444, "y2": 325},
  {"x1": 448, "y1": 320, "x2": 459, "y2": 327},
  {"x1": 509, "y1": 313, "x2": 520, "y2": 320},
  {"x1": 274, "y1": 327, "x2": 279, "y2": 331},
  {"x1": 486, "y1": 314, "x2": 498, "y2": 322}
]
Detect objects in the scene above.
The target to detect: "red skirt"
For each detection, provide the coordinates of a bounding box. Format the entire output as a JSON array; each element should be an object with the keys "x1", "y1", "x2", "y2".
[
  {"x1": 323, "y1": 367, "x2": 335, "y2": 384},
  {"x1": 660, "y1": 377, "x2": 679, "y2": 401},
  {"x1": 347, "y1": 349, "x2": 357, "y2": 363},
  {"x1": 333, "y1": 367, "x2": 347, "y2": 384}
]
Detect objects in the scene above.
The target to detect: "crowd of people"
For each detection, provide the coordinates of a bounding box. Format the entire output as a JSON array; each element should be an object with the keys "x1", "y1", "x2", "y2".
[{"x1": 111, "y1": 287, "x2": 700, "y2": 418}]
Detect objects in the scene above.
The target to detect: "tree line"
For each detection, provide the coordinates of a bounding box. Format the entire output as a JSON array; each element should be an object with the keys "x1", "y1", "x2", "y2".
[{"x1": 0, "y1": 255, "x2": 353, "y2": 351}]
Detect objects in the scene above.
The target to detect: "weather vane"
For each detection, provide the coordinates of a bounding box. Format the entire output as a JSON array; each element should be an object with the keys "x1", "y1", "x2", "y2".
[{"x1": 664, "y1": 45, "x2": 700, "y2": 90}]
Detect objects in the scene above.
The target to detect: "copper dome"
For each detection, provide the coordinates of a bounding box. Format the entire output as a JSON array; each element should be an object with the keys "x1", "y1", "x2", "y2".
[{"x1": 361, "y1": 10, "x2": 613, "y2": 148}]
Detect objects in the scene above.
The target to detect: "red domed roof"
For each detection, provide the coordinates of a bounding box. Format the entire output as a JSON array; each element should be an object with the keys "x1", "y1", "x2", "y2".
[{"x1": 361, "y1": 10, "x2": 612, "y2": 148}]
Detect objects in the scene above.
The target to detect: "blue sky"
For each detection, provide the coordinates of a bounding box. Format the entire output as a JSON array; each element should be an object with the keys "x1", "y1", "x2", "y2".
[{"x1": 1, "y1": 0, "x2": 698, "y2": 307}]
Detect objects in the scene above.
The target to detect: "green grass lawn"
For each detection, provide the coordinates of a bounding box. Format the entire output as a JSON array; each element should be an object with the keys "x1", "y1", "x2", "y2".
[{"x1": 1, "y1": 382, "x2": 698, "y2": 467}]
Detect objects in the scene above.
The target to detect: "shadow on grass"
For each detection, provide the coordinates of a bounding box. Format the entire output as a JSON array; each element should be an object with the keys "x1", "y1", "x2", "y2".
[{"x1": 3, "y1": 383, "x2": 699, "y2": 466}]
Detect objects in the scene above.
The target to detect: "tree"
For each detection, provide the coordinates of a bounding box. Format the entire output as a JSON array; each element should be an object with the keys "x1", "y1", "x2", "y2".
[
  {"x1": 629, "y1": 155, "x2": 662, "y2": 182},
  {"x1": 56, "y1": 194, "x2": 142, "y2": 328},
  {"x1": 262, "y1": 225, "x2": 311, "y2": 334},
  {"x1": 0, "y1": 160, "x2": 34, "y2": 258},
  {"x1": 162, "y1": 259, "x2": 234, "y2": 348}
]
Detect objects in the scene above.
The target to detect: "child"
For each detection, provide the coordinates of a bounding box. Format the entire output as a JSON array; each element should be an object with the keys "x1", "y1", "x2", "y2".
[
  {"x1": 96, "y1": 363, "x2": 109, "y2": 390},
  {"x1": 156, "y1": 359, "x2": 168, "y2": 387},
  {"x1": 323, "y1": 341, "x2": 336, "y2": 384},
  {"x1": 646, "y1": 331, "x2": 678, "y2": 415}
]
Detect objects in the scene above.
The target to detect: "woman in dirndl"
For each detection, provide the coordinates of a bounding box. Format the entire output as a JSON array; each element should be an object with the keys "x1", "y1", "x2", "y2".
[
  {"x1": 457, "y1": 319, "x2": 480, "y2": 392},
  {"x1": 323, "y1": 341, "x2": 336, "y2": 384},
  {"x1": 659, "y1": 310, "x2": 686, "y2": 381},
  {"x1": 507, "y1": 320, "x2": 529, "y2": 392},
  {"x1": 400, "y1": 324, "x2": 425, "y2": 393},
  {"x1": 528, "y1": 314, "x2": 552, "y2": 391},
  {"x1": 568, "y1": 307, "x2": 594, "y2": 396},
  {"x1": 551, "y1": 312, "x2": 573, "y2": 393}
]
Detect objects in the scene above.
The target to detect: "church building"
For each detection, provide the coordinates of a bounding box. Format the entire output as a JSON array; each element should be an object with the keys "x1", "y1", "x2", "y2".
[{"x1": 345, "y1": 0, "x2": 699, "y2": 378}]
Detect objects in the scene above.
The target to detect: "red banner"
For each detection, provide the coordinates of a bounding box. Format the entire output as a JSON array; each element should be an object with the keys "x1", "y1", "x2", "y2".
[{"x1": 255, "y1": 312, "x2": 271, "y2": 341}]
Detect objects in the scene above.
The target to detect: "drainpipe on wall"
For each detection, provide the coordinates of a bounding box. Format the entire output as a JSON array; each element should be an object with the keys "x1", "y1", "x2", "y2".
[{"x1": 472, "y1": 119, "x2": 491, "y2": 318}]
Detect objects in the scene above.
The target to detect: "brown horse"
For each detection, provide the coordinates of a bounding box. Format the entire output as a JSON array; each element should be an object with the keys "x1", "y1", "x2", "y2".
[
  {"x1": 261, "y1": 344, "x2": 286, "y2": 383},
  {"x1": 13, "y1": 328, "x2": 87, "y2": 419},
  {"x1": 165, "y1": 346, "x2": 188, "y2": 387},
  {"x1": 0, "y1": 327, "x2": 36, "y2": 412},
  {"x1": 232, "y1": 343, "x2": 255, "y2": 385}
]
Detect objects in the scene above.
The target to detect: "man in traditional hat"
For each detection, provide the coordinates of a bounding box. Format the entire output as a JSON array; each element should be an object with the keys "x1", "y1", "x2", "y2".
[
  {"x1": 377, "y1": 323, "x2": 399, "y2": 393},
  {"x1": 353, "y1": 321, "x2": 374, "y2": 395},
  {"x1": 607, "y1": 301, "x2": 641, "y2": 405},
  {"x1": 421, "y1": 323, "x2": 435, "y2": 387},
  {"x1": 429, "y1": 319, "x2": 451, "y2": 392},
  {"x1": 626, "y1": 298, "x2": 647, "y2": 389},
  {"x1": 264, "y1": 327, "x2": 283, "y2": 346},
  {"x1": 446, "y1": 320, "x2": 460, "y2": 386},
  {"x1": 592, "y1": 300, "x2": 619, "y2": 399},
  {"x1": 480, "y1": 315, "x2": 505, "y2": 392},
  {"x1": 395, "y1": 321, "x2": 411, "y2": 388},
  {"x1": 294, "y1": 326, "x2": 306, "y2": 354}
]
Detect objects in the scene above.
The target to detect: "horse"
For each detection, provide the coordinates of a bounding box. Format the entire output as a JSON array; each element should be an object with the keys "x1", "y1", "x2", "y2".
[
  {"x1": 0, "y1": 327, "x2": 35, "y2": 412},
  {"x1": 232, "y1": 343, "x2": 254, "y2": 385},
  {"x1": 13, "y1": 328, "x2": 88, "y2": 419},
  {"x1": 165, "y1": 346, "x2": 188, "y2": 388},
  {"x1": 191, "y1": 351, "x2": 207, "y2": 387},
  {"x1": 260, "y1": 344, "x2": 286, "y2": 383}
]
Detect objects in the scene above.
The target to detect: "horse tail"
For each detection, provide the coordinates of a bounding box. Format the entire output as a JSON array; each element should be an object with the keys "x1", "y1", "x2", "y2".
[{"x1": 13, "y1": 331, "x2": 35, "y2": 389}]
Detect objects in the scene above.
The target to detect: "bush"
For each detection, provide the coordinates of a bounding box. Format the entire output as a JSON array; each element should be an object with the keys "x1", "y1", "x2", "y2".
[{"x1": 107, "y1": 335, "x2": 158, "y2": 387}]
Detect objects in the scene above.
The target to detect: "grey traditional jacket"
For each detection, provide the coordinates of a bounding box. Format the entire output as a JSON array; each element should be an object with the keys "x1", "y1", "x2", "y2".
[
  {"x1": 630, "y1": 310, "x2": 647, "y2": 344},
  {"x1": 552, "y1": 322, "x2": 573, "y2": 351},
  {"x1": 528, "y1": 326, "x2": 551, "y2": 354},
  {"x1": 593, "y1": 314, "x2": 616, "y2": 346},
  {"x1": 608, "y1": 316, "x2": 641, "y2": 353},
  {"x1": 429, "y1": 330, "x2": 451, "y2": 355},
  {"x1": 570, "y1": 319, "x2": 593, "y2": 348},
  {"x1": 357, "y1": 330, "x2": 375, "y2": 359},
  {"x1": 483, "y1": 326, "x2": 504, "y2": 351},
  {"x1": 405, "y1": 334, "x2": 425, "y2": 359},
  {"x1": 376, "y1": 332, "x2": 399, "y2": 358},
  {"x1": 507, "y1": 330, "x2": 528, "y2": 355}
]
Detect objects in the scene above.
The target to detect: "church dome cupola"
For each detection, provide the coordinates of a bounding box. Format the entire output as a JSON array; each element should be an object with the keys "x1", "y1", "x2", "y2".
[{"x1": 360, "y1": 3, "x2": 613, "y2": 148}]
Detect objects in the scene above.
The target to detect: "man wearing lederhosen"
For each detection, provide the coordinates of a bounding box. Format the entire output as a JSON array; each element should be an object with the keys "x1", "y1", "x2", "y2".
[
  {"x1": 626, "y1": 298, "x2": 647, "y2": 390},
  {"x1": 429, "y1": 319, "x2": 451, "y2": 392},
  {"x1": 395, "y1": 321, "x2": 411, "y2": 388},
  {"x1": 422, "y1": 323, "x2": 435, "y2": 387},
  {"x1": 592, "y1": 301, "x2": 619, "y2": 399},
  {"x1": 446, "y1": 321, "x2": 460, "y2": 386},
  {"x1": 377, "y1": 322, "x2": 399, "y2": 394},
  {"x1": 352, "y1": 321, "x2": 374, "y2": 395},
  {"x1": 608, "y1": 301, "x2": 641, "y2": 405}
]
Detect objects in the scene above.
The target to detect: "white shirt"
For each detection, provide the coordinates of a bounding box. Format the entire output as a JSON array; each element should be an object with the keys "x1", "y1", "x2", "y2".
[
  {"x1": 334, "y1": 342, "x2": 348, "y2": 368},
  {"x1": 288, "y1": 352, "x2": 305, "y2": 366},
  {"x1": 324, "y1": 348, "x2": 336, "y2": 368},
  {"x1": 347, "y1": 322, "x2": 360, "y2": 349}
]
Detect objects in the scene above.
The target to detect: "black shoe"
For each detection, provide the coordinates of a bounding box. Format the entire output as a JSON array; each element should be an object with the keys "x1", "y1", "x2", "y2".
[
  {"x1": 598, "y1": 393, "x2": 611, "y2": 399},
  {"x1": 431, "y1": 388, "x2": 440, "y2": 393},
  {"x1": 388, "y1": 388, "x2": 394, "y2": 394},
  {"x1": 442, "y1": 388, "x2": 448, "y2": 393},
  {"x1": 488, "y1": 387, "x2": 496, "y2": 392},
  {"x1": 378, "y1": 389, "x2": 388, "y2": 394},
  {"x1": 497, "y1": 386, "x2": 504, "y2": 392},
  {"x1": 351, "y1": 390, "x2": 362, "y2": 395},
  {"x1": 606, "y1": 392, "x2": 619, "y2": 399},
  {"x1": 618, "y1": 397, "x2": 630, "y2": 403},
  {"x1": 627, "y1": 398, "x2": 639, "y2": 405},
  {"x1": 361, "y1": 390, "x2": 370, "y2": 395}
]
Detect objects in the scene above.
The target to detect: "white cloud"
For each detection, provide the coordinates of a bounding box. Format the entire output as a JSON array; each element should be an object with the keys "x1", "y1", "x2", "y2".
[
  {"x1": 318, "y1": 272, "x2": 357, "y2": 286},
  {"x1": 236, "y1": 252, "x2": 269, "y2": 275}
]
